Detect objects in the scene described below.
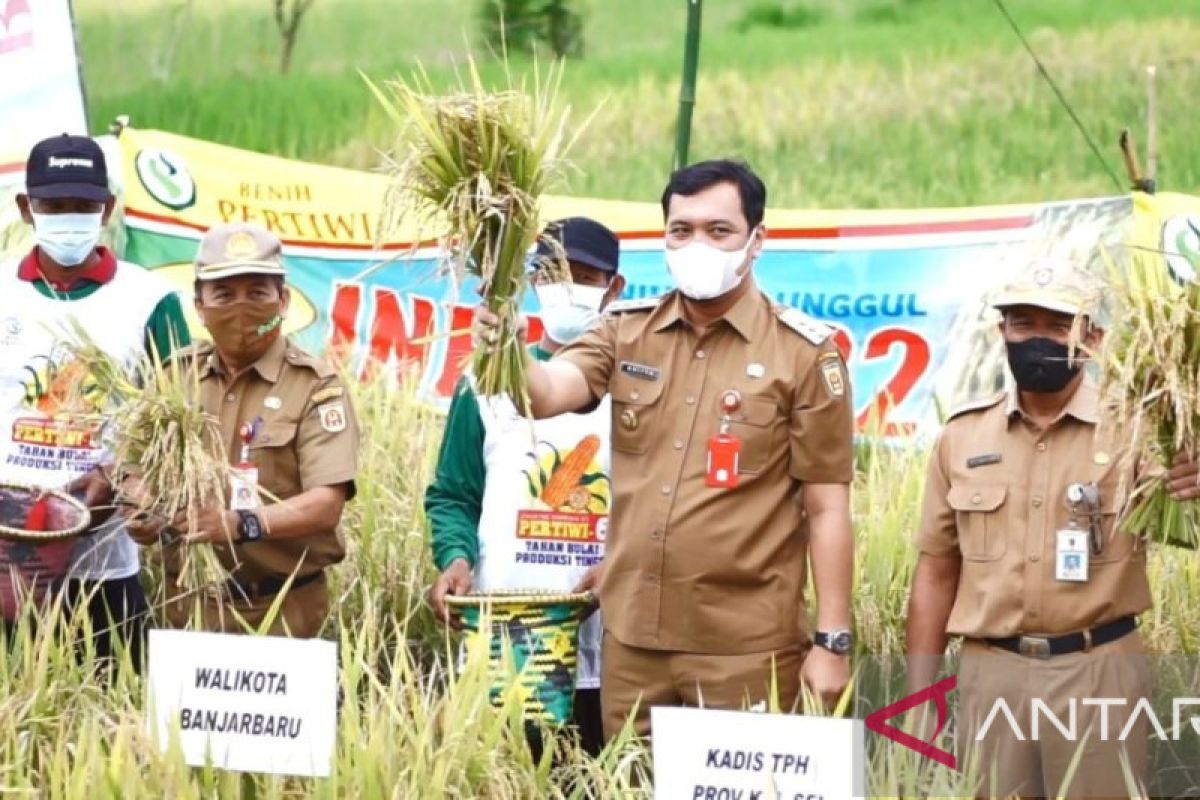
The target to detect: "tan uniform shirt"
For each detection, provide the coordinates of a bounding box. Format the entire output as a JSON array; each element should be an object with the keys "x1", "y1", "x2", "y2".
[
  {"x1": 176, "y1": 335, "x2": 359, "y2": 584},
  {"x1": 557, "y1": 284, "x2": 854, "y2": 654},
  {"x1": 917, "y1": 378, "x2": 1151, "y2": 638}
]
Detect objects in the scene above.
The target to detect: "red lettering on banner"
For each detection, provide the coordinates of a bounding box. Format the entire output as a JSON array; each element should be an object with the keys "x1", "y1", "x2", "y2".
[
  {"x1": 436, "y1": 304, "x2": 475, "y2": 397},
  {"x1": 0, "y1": 0, "x2": 33, "y2": 55},
  {"x1": 855, "y1": 326, "x2": 931, "y2": 436},
  {"x1": 320, "y1": 285, "x2": 551, "y2": 398},
  {"x1": 429, "y1": 310, "x2": 545, "y2": 397},
  {"x1": 366, "y1": 290, "x2": 436, "y2": 380},
  {"x1": 527, "y1": 315, "x2": 544, "y2": 348},
  {"x1": 327, "y1": 283, "x2": 362, "y2": 363},
  {"x1": 831, "y1": 325, "x2": 854, "y2": 361}
]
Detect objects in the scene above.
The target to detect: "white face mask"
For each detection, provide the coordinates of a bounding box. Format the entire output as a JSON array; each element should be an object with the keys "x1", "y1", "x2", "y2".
[
  {"x1": 534, "y1": 282, "x2": 608, "y2": 344},
  {"x1": 664, "y1": 230, "x2": 758, "y2": 301},
  {"x1": 31, "y1": 212, "x2": 104, "y2": 267}
]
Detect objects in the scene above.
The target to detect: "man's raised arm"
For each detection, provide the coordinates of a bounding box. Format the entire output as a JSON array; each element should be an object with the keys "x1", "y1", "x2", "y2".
[{"x1": 527, "y1": 358, "x2": 595, "y2": 418}]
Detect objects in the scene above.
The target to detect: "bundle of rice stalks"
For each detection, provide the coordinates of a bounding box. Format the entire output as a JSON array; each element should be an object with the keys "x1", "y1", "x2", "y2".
[
  {"x1": 370, "y1": 58, "x2": 576, "y2": 414},
  {"x1": 1098, "y1": 246, "x2": 1200, "y2": 548},
  {"x1": 62, "y1": 324, "x2": 234, "y2": 590}
]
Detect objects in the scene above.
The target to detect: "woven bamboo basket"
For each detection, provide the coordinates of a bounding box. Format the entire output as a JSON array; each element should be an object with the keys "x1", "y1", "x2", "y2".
[
  {"x1": 446, "y1": 589, "x2": 596, "y2": 725},
  {"x1": 0, "y1": 482, "x2": 91, "y2": 619}
]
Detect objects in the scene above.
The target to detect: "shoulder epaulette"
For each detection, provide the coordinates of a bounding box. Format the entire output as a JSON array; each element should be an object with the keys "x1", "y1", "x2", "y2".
[
  {"x1": 947, "y1": 392, "x2": 1006, "y2": 421},
  {"x1": 774, "y1": 306, "x2": 832, "y2": 346},
  {"x1": 604, "y1": 297, "x2": 659, "y2": 314},
  {"x1": 283, "y1": 345, "x2": 335, "y2": 379}
]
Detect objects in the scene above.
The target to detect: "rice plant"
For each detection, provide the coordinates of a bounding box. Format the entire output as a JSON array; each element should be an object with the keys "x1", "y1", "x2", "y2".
[
  {"x1": 1098, "y1": 246, "x2": 1200, "y2": 548},
  {"x1": 370, "y1": 56, "x2": 577, "y2": 416},
  {"x1": 61, "y1": 323, "x2": 234, "y2": 595},
  {"x1": 0, "y1": 368, "x2": 1195, "y2": 796}
]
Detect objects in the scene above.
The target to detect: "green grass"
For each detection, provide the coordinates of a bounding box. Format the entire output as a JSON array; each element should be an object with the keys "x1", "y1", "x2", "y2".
[{"x1": 76, "y1": 0, "x2": 1200, "y2": 207}]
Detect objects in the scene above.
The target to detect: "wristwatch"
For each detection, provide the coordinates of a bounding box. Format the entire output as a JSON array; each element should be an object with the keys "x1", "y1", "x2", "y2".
[
  {"x1": 814, "y1": 629, "x2": 853, "y2": 656},
  {"x1": 236, "y1": 510, "x2": 264, "y2": 543}
]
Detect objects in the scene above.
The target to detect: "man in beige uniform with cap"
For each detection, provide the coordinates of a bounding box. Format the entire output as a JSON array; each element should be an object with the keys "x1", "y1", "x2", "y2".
[
  {"x1": 906, "y1": 257, "x2": 1200, "y2": 797},
  {"x1": 475, "y1": 160, "x2": 855, "y2": 739},
  {"x1": 126, "y1": 222, "x2": 359, "y2": 637}
]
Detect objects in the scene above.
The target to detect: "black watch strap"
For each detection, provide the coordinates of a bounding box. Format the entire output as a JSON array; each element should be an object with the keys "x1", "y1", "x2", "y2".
[
  {"x1": 814, "y1": 629, "x2": 853, "y2": 655},
  {"x1": 237, "y1": 510, "x2": 264, "y2": 543}
]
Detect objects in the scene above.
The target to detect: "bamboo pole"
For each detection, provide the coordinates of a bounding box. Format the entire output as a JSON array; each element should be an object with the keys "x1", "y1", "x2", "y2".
[
  {"x1": 672, "y1": 0, "x2": 703, "y2": 171},
  {"x1": 1146, "y1": 65, "x2": 1158, "y2": 187}
]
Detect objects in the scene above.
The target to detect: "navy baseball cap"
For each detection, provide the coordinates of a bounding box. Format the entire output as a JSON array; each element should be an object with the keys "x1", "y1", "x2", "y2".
[
  {"x1": 534, "y1": 217, "x2": 620, "y2": 274},
  {"x1": 25, "y1": 134, "x2": 111, "y2": 203}
]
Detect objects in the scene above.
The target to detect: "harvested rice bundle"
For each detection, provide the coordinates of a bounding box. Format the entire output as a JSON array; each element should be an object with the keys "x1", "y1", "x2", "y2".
[
  {"x1": 63, "y1": 324, "x2": 235, "y2": 589},
  {"x1": 371, "y1": 59, "x2": 575, "y2": 414},
  {"x1": 1098, "y1": 246, "x2": 1200, "y2": 548}
]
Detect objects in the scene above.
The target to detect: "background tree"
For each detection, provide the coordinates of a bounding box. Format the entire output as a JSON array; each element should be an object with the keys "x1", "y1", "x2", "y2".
[
  {"x1": 478, "y1": 0, "x2": 584, "y2": 59},
  {"x1": 273, "y1": 0, "x2": 316, "y2": 73}
]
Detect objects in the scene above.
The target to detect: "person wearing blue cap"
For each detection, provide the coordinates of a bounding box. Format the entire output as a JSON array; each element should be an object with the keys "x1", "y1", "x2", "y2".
[
  {"x1": 0, "y1": 134, "x2": 190, "y2": 669},
  {"x1": 425, "y1": 216, "x2": 625, "y2": 756}
]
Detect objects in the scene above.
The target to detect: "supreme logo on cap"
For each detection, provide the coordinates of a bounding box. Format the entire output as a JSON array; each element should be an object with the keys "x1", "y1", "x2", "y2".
[{"x1": 47, "y1": 156, "x2": 95, "y2": 169}]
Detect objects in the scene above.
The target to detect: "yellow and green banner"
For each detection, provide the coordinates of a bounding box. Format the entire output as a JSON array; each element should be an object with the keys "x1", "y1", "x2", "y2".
[{"x1": 114, "y1": 127, "x2": 1197, "y2": 435}]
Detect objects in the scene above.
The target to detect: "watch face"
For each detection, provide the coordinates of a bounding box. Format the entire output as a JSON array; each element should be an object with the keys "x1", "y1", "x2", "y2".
[{"x1": 819, "y1": 631, "x2": 852, "y2": 654}]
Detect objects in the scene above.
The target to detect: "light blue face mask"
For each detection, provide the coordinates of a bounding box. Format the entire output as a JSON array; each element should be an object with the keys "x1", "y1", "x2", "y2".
[
  {"x1": 535, "y1": 282, "x2": 608, "y2": 344},
  {"x1": 31, "y1": 211, "x2": 103, "y2": 267}
]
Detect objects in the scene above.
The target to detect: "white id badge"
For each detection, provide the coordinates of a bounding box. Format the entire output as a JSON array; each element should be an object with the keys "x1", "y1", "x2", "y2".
[
  {"x1": 1055, "y1": 528, "x2": 1089, "y2": 582},
  {"x1": 230, "y1": 466, "x2": 261, "y2": 511}
]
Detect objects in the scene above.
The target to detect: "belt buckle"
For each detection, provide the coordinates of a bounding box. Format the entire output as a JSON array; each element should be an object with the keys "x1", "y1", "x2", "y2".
[{"x1": 1018, "y1": 635, "x2": 1052, "y2": 659}]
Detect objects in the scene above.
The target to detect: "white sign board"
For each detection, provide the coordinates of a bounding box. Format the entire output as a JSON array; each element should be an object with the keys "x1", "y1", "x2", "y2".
[
  {"x1": 146, "y1": 629, "x2": 338, "y2": 777},
  {"x1": 652, "y1": 707, "x2": 864, "y2": 800},
  {"x1": 0, "y1": 0, "x2": 89, "y2": 186}
]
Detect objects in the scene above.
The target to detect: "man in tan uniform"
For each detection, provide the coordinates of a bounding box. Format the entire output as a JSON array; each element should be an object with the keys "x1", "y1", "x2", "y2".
[
  {"x1": 475, "y1": 160, "x2": 855, "y2": 739},
  {"x1": 906, "y1": 258, "x2": 1200, "y2": 798},
  {"x1": 127, "y1": 223, "x2": 359, "y2": 638}
]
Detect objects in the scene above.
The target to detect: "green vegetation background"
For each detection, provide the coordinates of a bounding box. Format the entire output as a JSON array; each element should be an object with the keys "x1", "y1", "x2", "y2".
[{"x1": 75, "y1": 0, "x2": 1200, "y2": 208}]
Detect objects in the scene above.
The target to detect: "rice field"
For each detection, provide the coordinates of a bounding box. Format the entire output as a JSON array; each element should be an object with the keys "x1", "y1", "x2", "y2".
[
  {"x1": 74, "y1": 0, "x2": 1200, "y2": 207},
  {"x1": 4, "y1": 1, "x2": 1198, "y2": 797},
  {"x1": 2, "y1": 372, "x2": 1198, "y2": 797}
]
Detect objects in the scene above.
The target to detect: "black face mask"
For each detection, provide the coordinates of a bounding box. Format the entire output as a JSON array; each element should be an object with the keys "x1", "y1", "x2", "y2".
[{"x1": 1006, "y1": 337, "x2": 1081, "y2": 393}]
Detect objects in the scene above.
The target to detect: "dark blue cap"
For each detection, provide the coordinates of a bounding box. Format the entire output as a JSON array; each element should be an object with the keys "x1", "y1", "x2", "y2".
[
  {"x1": 534, "y1": 217, "x2": 620, "y2": 274},
  {"x1": 25, "y1": 134, "x2": 111, "y2": 203}
]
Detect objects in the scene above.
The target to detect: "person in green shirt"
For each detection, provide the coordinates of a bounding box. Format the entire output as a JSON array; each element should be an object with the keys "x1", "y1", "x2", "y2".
[
  {"x1": 426, "y1": 216, "x2": 624, "y2": 756},
  {"x1": 0, "y1": 134, "x2": 190, "y2": 670}
]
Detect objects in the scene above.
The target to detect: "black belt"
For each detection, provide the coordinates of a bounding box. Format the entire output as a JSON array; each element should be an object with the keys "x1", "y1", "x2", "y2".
[
  {"x1": 224, "y1": 570, "x2": 324, "y2": 602},
  {"x1": 983, "y1": 616, "x2": 1137, "y2": 659}
]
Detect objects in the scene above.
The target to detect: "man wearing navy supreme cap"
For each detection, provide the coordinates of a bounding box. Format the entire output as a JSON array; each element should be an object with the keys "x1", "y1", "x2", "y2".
[{"x1": 0, "y1": 134, "x2": 190, "y2": 668}]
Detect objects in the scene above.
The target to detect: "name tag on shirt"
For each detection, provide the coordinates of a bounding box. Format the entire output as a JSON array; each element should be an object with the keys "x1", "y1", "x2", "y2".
[
  {"x1": 1055, "y1": 528, "x2": 1089, "y2": 582},
  {"x1": 230, "y1": 466, "x2": 261, "y2": 511}
]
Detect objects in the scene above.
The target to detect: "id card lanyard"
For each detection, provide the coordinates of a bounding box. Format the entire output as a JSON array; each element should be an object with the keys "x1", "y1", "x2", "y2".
[
  {"x1": 230, "y1": 420, "x2": 261, "y2": 511},
  {"x1": 706, "y1": 390, "x2": 743, "y2": 489}
]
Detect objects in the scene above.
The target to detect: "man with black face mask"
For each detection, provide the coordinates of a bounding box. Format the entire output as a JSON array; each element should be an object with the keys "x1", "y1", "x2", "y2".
[
  {"x1": 905, "y1": 257, "x2": 1200, "y2": 798},
  {"x1": 124, "y1": 223, "x2": 359, "y2": 638}
]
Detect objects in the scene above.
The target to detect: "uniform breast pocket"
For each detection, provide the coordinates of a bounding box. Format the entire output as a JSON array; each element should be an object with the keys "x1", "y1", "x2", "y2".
[
  {"x1": 947, "y1": 484, "x2": 1009, "y2": 562},
  {"x1": 249, "y1": 422, "x2": 301, "y2": 497},
  {"x1": 610, "y1": 374, "x2": 664, "y2": 455},
  {"x1": 1067, "y1": 477, "x2": 1138, "y2": 564},
  {"x1": 724, "y1": 395, "x2": 780, "y2": 475}
]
